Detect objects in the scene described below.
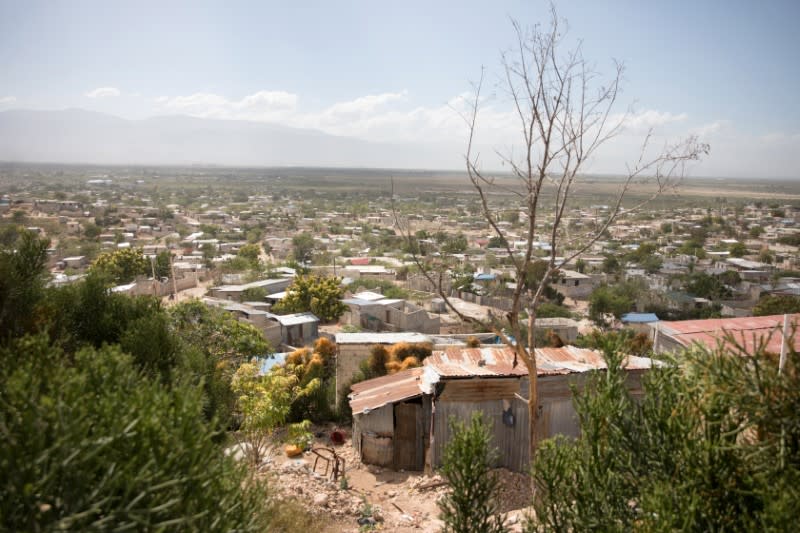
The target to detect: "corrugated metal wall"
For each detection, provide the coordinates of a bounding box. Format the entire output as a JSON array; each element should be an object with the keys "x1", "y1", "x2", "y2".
[{"x1": 431, "y1": 396, "x2": 531, "y2": 473}]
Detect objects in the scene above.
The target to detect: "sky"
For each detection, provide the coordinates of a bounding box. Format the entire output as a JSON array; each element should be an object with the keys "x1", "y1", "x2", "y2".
[{"x1": 0, "y1": 0, "x2": 798, "y2": 177}]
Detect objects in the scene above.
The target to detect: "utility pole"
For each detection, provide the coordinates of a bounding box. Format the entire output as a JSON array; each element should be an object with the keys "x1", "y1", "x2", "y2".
[
  {"x1": 170, "y1": 252, "x2": 178, "y2": 299},
  {"x1": 149, "y1": 255, "x2": 157, "y2": 297}
]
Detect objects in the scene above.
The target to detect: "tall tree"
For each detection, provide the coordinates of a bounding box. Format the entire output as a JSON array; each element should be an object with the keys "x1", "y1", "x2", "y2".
[{"x1": 395, "y1": 6, "x2": 707, "y2": 463}]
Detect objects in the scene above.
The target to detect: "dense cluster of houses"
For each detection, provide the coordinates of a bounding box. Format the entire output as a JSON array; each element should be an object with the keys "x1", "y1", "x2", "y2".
[{"x1": 3, "y1": 171, "x2": 799, "y2": 475}]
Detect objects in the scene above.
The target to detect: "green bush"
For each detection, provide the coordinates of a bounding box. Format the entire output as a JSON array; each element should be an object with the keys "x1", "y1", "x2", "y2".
[
  {"x1": 0, "y1": 335, "x2": 271, "y2": 531},
  {"x1": 528, "y1": 337, "x2": 800, "y2": 531},
  {"x1": 439, "y1": 412, "x2": 508, "y2": 533}
]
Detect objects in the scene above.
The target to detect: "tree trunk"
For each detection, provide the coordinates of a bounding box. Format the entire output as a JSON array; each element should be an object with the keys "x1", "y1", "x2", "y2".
[{"x1": 525, "y1": 355, "x2": 538, "y2": 467}]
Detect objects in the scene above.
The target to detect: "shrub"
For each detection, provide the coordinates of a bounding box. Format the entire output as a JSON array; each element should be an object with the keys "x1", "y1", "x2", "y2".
[
  {"x1": 528, "y1": 337, "x2": 800, "y2": 531},
  {"x1": 0, "y1": 335, "x2": 271, "y2": 531},
  {"x1": 439, "y1": 412, "x2": 508, "y2": 533}
]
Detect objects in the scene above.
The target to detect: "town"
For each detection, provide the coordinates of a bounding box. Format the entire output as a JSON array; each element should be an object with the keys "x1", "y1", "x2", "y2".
[
  {"x1": 3, "y1": 2, "x2": 799, "y2": 530},
  {"x1": 2, "y1": 162, "x2": 798, "y2": 529}
]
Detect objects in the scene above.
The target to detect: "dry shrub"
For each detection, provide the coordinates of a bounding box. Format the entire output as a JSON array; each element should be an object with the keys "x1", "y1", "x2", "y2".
[{"x1": 400, "y1": 356, "x2": 420, "y2": 370}]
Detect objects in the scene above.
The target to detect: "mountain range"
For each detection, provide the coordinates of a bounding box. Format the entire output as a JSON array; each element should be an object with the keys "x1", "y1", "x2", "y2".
[{"x1": 0, "y1": 109, "x2": 461, "y2": 169}]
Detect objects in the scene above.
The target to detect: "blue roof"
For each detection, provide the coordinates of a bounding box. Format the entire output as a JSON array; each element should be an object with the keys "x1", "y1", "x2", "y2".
[
  {"x1": 474, "y1": 273, "x2": 496, "y2": 281},
  {"x1": 621, "y1": 312, "x2": 659, "y2": 323}
]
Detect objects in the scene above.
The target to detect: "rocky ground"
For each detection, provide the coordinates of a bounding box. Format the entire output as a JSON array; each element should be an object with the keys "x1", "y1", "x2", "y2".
[{"x1": 252, "y1": 424, "x2": 533, "y2": 532}]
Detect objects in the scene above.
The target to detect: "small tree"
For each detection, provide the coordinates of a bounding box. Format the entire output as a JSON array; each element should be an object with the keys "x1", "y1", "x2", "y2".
[
  {"x1": 439, "y1": 412, "x2": 508, "y2": 533},
  {"x1": 291, "y1": 232, "x2": 316, "y2": 264},
  {"x1": 90, "y1": 247, "x2": 149, "y2": 284},
  {"x1": 231, "y1": 362, "x2": 297, "y2": 465},
  {"x1": 273, "y1": 274, "x2": 346, "y2": 322}
]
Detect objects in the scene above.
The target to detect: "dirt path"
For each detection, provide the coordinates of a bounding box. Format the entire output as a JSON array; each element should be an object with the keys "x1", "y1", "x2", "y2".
[{"x1": 263, "y1": 427, "x2": 530, "y2": 532}]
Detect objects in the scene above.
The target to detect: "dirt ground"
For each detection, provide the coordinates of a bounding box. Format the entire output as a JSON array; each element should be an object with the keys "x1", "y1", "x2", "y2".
[{"x1": 258, "y1": 424, "x2": 532, "y2": 532}]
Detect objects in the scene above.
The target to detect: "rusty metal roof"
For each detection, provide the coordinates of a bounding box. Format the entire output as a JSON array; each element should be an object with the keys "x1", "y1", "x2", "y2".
[
  {"x1": 349, "y1": 346, "x2": 656, "y2": 413},
  {"x1": 349, "y1": 367, "x2": 424, "y2": 415},
  {"x1": 657, "y1": 314, "x2": 800, "y2": 355},
  {"x1": 425, "y1": 345, "x2": 654, "y2": 378}
]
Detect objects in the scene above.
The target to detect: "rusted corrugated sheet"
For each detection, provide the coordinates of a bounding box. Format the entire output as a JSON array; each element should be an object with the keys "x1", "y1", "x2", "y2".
[
  {"x1": 349, "y1": 367, "x2": 424, "y2": 415},
  {"x1": 426, "y1": 345, "x2": 654, "y2": 378},
  {"x1": 437, "y1": 377, "x2": 521, "y2": 402},
  {"x1": 658, "y1": 314, "x2": 800, "y2": 355}
]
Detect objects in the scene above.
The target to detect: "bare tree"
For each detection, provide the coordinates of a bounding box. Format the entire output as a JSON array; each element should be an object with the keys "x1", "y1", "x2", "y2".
[{"x1": 394, "y1": 7, "x2": 708, "y2": 461}]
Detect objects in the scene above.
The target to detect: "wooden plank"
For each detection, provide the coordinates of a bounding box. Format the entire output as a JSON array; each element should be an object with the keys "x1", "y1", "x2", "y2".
[{"x1": 394, "y1": 403, "x2": 422, "y2": 471}]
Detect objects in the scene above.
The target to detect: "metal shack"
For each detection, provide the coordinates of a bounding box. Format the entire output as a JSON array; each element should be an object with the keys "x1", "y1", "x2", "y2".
[{"x1": 349, "y1": 345, "x2": 654, "y2": 473}]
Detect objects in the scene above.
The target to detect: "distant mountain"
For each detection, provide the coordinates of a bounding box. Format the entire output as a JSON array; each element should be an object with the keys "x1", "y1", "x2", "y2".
[{"x1": 0, "y1": 108, "x2": 460, "y2": 169}]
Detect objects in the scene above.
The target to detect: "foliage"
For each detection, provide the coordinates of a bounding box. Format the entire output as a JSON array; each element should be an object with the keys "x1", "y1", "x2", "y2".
[
  {"x1": 528, "y1": 339, "x2": 800, "y2": 532},
  {"x1": 292, "y1": 232, "x2": 316, "y2": 264},
  {"x1": 753, "y1": 295, "x2": 800, "y2": 316},
  {"x1": 273, "y1": 274, "x2": 346, "y2": 322},
  {"x1": 238, "y1": 243, "x2": 262, "y2": 267},
  {"x1": 286, "y1": 419, "x2": 314, "y2": 450},
  {"x1": 487, "y1": 236, "x2": 507, "y2": 248},
  {"x1": 154, "y1": 249, "x2": 172, "y2": 279},
  {"x1": 442, "y1": 233, "x2": 468, "y2": 254},
  {"x1": 728, "y1": 241, "x2": 748, "y2": 257},
  {"x1": 685, "y1": 271, "x2": 732, "y2": 300},
  {"x1": 0, "y1": 336, "x2": 271, "y2": 532},
  {"x1": 439, "y1": 412, "x2": 508, "y2": 533},
  {"x1": 280, "y1": 338, "x2": 337, "y2": 422},
  {"x1": 241, "y1": 286, "x2": 268, "y2": 302},
  {"x1": 347, "y1": 277, "x2": 409, "y2": 299},
  {"x1": 0, "y1": 230, "x2": 50, "y2": 342},
  {"x1": 575, "y1": 328, "x2": 653, "y2": 357},
  {"x1": 169, "y1": 300, "x2": 271, "y2": 426},
  {"x1": 588, "y1": 284, "x2": 635, "y2": 326},
  {"x1": 231, "y1": 361, "x2": 298, "y2": 464},
  {"x1": 90, "y1": 246, "x2": 149, "y2": 284},
  {"x1": 776, "y1": 234, "x2": 800, "y2": 246},
  {"x1": 535, "y1": 302, "x2": 573, "y2": 319}
]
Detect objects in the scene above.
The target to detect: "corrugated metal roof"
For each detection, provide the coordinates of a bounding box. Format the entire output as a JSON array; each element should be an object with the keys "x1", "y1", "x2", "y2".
[
  {"x1": 657, "y1": 314, "x2": 800, "y2": 355},
  {"x1": 272, "y1": 312, "x2": 319, "y2": 326},
  {"x1": 425, "y1": 345, "x2": 654, "y2": 378},
  {"x1": 350, "y1": 345, "x2": 656, "y2": 413},
  {"x1": 349, "y1": 367, "x2": 424, "y2": 415},
  {"x1": 335, "y1": 332, "x2": 432, "y2": 345}
]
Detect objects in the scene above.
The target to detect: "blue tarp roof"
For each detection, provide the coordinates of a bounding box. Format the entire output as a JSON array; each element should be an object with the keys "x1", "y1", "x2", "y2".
[{"x1": 621, "y1": 312, "x2": 659, "y2": 323}]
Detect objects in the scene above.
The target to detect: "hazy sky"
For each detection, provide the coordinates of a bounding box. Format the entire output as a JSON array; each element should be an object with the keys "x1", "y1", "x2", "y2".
[{"x1": 1, "y1": 0, "x2": 798, "y2": 177}]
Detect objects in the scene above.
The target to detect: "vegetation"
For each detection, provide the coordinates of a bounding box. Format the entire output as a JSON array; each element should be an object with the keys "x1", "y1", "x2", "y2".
[
  {"x1": 439, "y1": 412, "x2": 508, "y2": 533},
  {"x1": 528, "y1": 339, "x2": 800, "y2": 531},
  {"x1": 753, "y1": 294, "x2": 800, "y2": 316},
  {"x1": 273, "y1": 274, "x2": 347, "y2": 322},
  {"x1": 588, "y1": 283, "x2": 637, "y2": 326},
  {"x1": 0, "y1": 232, "x2": 275, "y2": 531},
  {"x1": 89, "y1": 246, "x2": 150, "y2": 284}
]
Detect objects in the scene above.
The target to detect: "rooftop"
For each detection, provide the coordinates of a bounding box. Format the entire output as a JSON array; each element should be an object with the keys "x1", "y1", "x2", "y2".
[{"x1": 656, "y1": 314, "x2": 800, "y2": 355}]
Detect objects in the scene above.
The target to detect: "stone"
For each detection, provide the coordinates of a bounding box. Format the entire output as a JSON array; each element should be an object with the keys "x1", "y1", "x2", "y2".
[{"x1": 313, "y1": 493, "x2": 329, "y2": 507}]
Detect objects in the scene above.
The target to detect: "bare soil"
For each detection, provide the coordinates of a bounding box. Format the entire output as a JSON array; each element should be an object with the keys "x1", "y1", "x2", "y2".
[{"x1": 259, "y1": 424, "x2": 532, "y2": 532}]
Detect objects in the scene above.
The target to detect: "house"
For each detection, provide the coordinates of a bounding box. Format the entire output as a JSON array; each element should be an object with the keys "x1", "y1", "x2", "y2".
[
  {"x1": 207, "y1": 278, "x2": 292, "y2": 302},
  {"x1": 349, "y1": 345, "x2": 655, "y2": 472},
  {"x1": 651, "y1": 314, "x2": 800, "y2": 356},
  {"x1": 203, "y1": 297, "x2": 319, "y2": 349},
  {"x1": 341, "y1": 291, "x2": 441, "y2": 335},
  {"x1": 620, "y1": 312, "x2": 660, "y2": 333},
  {"x1": 334, "y1": 332, "x2": 433, "y2": 406},
  {"x1": 534, "y1": 317, "x2": 579, "y2": 343},
  {"x1": 553, "y1": 269, "x2": 594, "y2": 299}
]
